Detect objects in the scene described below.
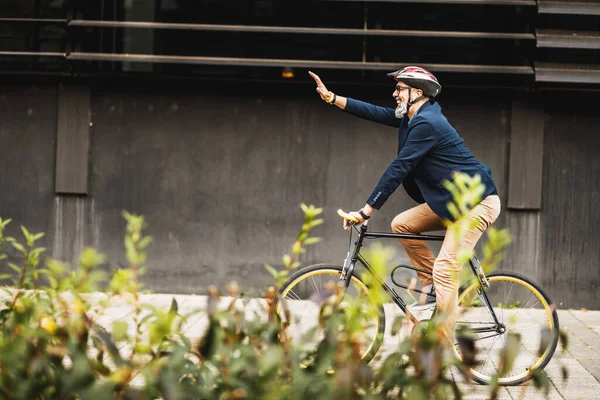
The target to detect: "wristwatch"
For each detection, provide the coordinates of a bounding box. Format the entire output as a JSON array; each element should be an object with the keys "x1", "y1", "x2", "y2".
[
  {"x1": 358, "y1": 209, "x2": 370, "y2": 220},
  {"x1": 326, "y1": 92, "x2": 337, "y2": 104}
]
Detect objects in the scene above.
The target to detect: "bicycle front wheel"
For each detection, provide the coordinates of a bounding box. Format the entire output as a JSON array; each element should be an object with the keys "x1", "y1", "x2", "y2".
[
  {"x1": 276, "y1": 263, "x2": 386, "y2": 365},
  {"x1": 454, "y1": 271, "x2": 560, "y2": 386}
]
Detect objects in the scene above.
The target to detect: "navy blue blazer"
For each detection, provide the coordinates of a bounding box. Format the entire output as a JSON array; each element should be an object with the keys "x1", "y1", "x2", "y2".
[{"x1": 344, "y1": 98, "x2": 498, "y2": 221}]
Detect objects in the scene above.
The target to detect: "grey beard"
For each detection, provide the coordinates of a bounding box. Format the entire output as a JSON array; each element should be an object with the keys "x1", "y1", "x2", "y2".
[{"x1": 395, "y1": 102, "x2": 407, "y2": 119}]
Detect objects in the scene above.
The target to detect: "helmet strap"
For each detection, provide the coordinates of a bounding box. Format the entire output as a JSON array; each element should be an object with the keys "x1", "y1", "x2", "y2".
[{"x1": 406, "y1": 89, "x2": 425, "y2": 113}]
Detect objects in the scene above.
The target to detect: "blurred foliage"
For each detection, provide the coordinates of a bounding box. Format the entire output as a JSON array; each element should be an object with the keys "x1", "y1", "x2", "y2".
[{"x1": 0, "y1": 174, "x2": 568, "y2": 399}]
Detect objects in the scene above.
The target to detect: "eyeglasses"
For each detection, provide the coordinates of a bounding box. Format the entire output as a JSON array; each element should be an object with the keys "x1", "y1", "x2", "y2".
[{"x1": 394, "y1": 85, "x2": 411, "y2": 93}]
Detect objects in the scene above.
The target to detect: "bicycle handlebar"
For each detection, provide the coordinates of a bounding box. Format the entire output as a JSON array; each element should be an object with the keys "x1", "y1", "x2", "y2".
[{"x1": 337, "y1": 209, "x2": 359, "y2": 223}]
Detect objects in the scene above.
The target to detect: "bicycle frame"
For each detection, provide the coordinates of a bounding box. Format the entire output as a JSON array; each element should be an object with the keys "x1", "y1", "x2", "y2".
[{"x1": 341, "y1": 220, "x2": 503, "y2": 332}]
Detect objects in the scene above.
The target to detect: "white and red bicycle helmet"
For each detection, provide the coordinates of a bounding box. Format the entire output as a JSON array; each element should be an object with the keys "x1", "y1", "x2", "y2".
[{"x1": 387, "y1": 66, "x2": 442, "y2": 97}]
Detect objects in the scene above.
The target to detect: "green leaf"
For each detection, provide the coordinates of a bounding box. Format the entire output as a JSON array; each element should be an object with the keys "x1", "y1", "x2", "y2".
[
  {"x1": 92, "y1": 359, "x2": 111, "y2": 376},
  {"x1": 0, "y1": 308, "x2": 11, "y2": 321},
  {"x1": 559, "y1": 330, "x2": 569, "y2": 352},
  {"x1": 499, "y1": 332, "x2": 521, "y2": 376},
  {"x1": 292, "y1": 241, "x2": 302, "y2": 254},
  {"x1": 0, "y1": 274, "x2": 11, "y2": 281},
  {"x1": 282, "y1": 254, "x2": 292, "y2": 266},
  {"x1": 169, "y1": 298, "x2": 178, "y2": 315},
  {"x1": 138, "y1": 236, "x2": 153, "y2": 249},
  {"x1": 447, "y1": 202, "x2": 459, "y2": 220},
  {"x1": 79, "y1": 248, "x2": 107, "y2": 269},
  {"x1": 531, "y1": 369, "x2": 550, "y2": 395},
  {"x1": 198, "y1": 319, "x2": 218, "y2": 360},
  {"x1": 134, "y1": 253, "x2": 147, "y2": 266},
  {"x1": 92, "y1": 325, "x2": 125, "y2": 364},
  {"x1": 20, "y1": 225, "x2": 31, "y2": 240},
  {"x1": 391, "y1": 316, "x2": 404, "y2": 336},
  {"x1": 10, "y1": 241, "x2": 25, "y2": 253},
  {"x1": 299, "y1": 203, "x2": 310, "y2": 214},
  {"x1": 450, "y1": 380, "x2": 463, "y2": 400},
  {"x1": 32, "y1": 232, "x2": 45, "y2": 241},
  {"x1": 48, "y1": 276, "x2": 58, "y2": 289},
  {"x1": 264, "y1": 264, "x2": 278, "y2": 278},
  {"x1": 308, "y1": 218, "x2": 324, "y2": 228},
  {"x1": 304, "y1": 237, "x2": 322, "y2": 245},
  {"x1": 134, "y1": 343, "x2": 151, "y2": 355},
  {"x1": 297, "y1": 231, "x2": 309, "y2": 242},
  {"x1": 277, "y1": 270, "x2": 288, "y2": 279},
  {"x1": 32, "y1": 247, "x2": 47, "y2": 255},
  {"x1": 8, "y1": 263, "x2": 21, "y2": 274},
  {"x1": 258, "y1": 346, "x2": 283, "y2": 377},
  {"x1": 112, "y1": 320, "x2": 129, "y2": 341}
]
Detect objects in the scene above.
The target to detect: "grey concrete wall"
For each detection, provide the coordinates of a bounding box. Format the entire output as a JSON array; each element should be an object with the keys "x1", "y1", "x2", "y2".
[{"x1": 0, "y1": 78, "x2": 597, "y2": 308}]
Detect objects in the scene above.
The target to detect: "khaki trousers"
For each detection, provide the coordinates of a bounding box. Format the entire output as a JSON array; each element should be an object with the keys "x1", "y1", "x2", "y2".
[{"x1": 391, "y1": 195, "x2": 501, "y2": 343}]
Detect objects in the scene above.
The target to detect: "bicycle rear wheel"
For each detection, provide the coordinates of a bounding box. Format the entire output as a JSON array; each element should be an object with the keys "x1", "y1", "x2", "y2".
[
  {"x1": 454, "y1": 271, "x2": 560, "y2": 385},
  {"x1": 276, "y1": 263, "x2": 386, "y2": 365}
]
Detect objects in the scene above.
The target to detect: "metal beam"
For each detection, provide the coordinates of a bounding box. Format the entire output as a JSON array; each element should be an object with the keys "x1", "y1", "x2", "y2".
[
  {"x1": 537, "y1": 0, "x2": 600, "y2": 15},
  {"x1": 0, "y1": 18, "x2": 66, "y2": 23},
  {"x1": 0, "y1": 51, "x2": 65, "y2": 57},
  {"x1": 67, "y1": 52, "x2": 535, "y2": 74},
  {"x1": 68, "y1": 20, "x2": 534, "y2": 40},
  {"x1": 535, "y1": 63, "x2": 600, "y2": 84},
  {"x1": 320, "y1": 0, "x2": 536, "y2": 5},
  {"x1": 537, "y1": 29, "x2": 600, "y2": 50}
]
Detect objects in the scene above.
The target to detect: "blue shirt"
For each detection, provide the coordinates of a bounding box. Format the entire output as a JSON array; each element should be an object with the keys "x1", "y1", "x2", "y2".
[{"x1": 344, "y1": 98, "x2": 498, "y2": 221}]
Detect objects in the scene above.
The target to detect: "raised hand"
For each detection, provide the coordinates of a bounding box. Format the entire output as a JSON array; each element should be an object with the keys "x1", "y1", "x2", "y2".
[{"x1": 309, "y1": 71, "x2": 333, "y2": 102}]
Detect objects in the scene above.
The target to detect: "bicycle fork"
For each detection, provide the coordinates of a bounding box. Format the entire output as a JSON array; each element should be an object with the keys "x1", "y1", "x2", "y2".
[
  {"x1": 469, "y1": 257, "x2": 503, "y2": 331},
  {"x1": 469, "y1": 257, "x2": 489, "y2": 289}
]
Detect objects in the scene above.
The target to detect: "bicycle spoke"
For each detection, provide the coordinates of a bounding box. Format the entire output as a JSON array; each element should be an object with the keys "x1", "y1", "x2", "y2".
[
  {"x1": 504, "y1": 340, "x2": 537, "y2": 378},
  {"x1": 518, "y1": 341, "x2": 537, "y2": 364},
  {"x1": 285, "y1": 289, "x2": 302, "y2": 301},
  {"x1": 501, "y1": 283, "x2": 507, "y2": 323},
  {"x1": 480, "y1": 334, "x2": 501, "y2": 374},
  {"x1": 485, "y1": 335, "x2": 501, "y2": 357},
  {"x1": 309, "y1": 275, "x2": 320, "y2": 295},
  {"x1": 521, "y1": 295, "x2": 540, "y2": 310},
  {"x1": 473, "y1": 332, "x2": 503, "y2": 342}
]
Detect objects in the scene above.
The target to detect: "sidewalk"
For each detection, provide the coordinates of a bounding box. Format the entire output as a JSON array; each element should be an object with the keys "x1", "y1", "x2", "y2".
[{"x1": 93, "y1": 292, "x2": 599, "y2": 400}]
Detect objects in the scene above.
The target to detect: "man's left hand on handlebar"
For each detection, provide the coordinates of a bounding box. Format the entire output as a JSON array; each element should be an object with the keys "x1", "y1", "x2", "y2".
[{"x1": 343, "y1": 205, "x2": 373, "y2": 230}]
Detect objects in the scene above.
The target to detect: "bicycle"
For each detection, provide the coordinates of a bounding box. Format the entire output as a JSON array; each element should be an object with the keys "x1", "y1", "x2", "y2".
[{"x1": 276, "y1": 209, "x2": 560, "y2": 386}]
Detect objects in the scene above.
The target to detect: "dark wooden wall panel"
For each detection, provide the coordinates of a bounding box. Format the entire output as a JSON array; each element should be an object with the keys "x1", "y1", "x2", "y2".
[
  {"x1": 55, "y1": 84, "x2": 91, "y2": 194},
  {"x1": 503, "y1": 211, "x2": 542, "y2": 283},
  {"x1": 541, "y1": 104, "x2": 600, "y2": 308},
  {"x1": 507, "y1": 100, "x2": 545, "y2": 209},
  {"x1": 0, "y1": 84, "x2": 57, "y2": 233}
]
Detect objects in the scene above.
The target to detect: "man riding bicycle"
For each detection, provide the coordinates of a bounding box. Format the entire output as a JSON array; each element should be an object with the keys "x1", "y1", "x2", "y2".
[{"x1": 309, "y1": 66, "x2": 501, "y2": 343}]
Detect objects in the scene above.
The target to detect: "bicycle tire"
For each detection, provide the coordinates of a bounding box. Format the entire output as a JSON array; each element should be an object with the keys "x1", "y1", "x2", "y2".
[
  {"x1": 276, "y1": 263, "x2": 386, "y2": 364},
  {"x1": 454, "y1": 270, "x2": 560, "y2": 386}
]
